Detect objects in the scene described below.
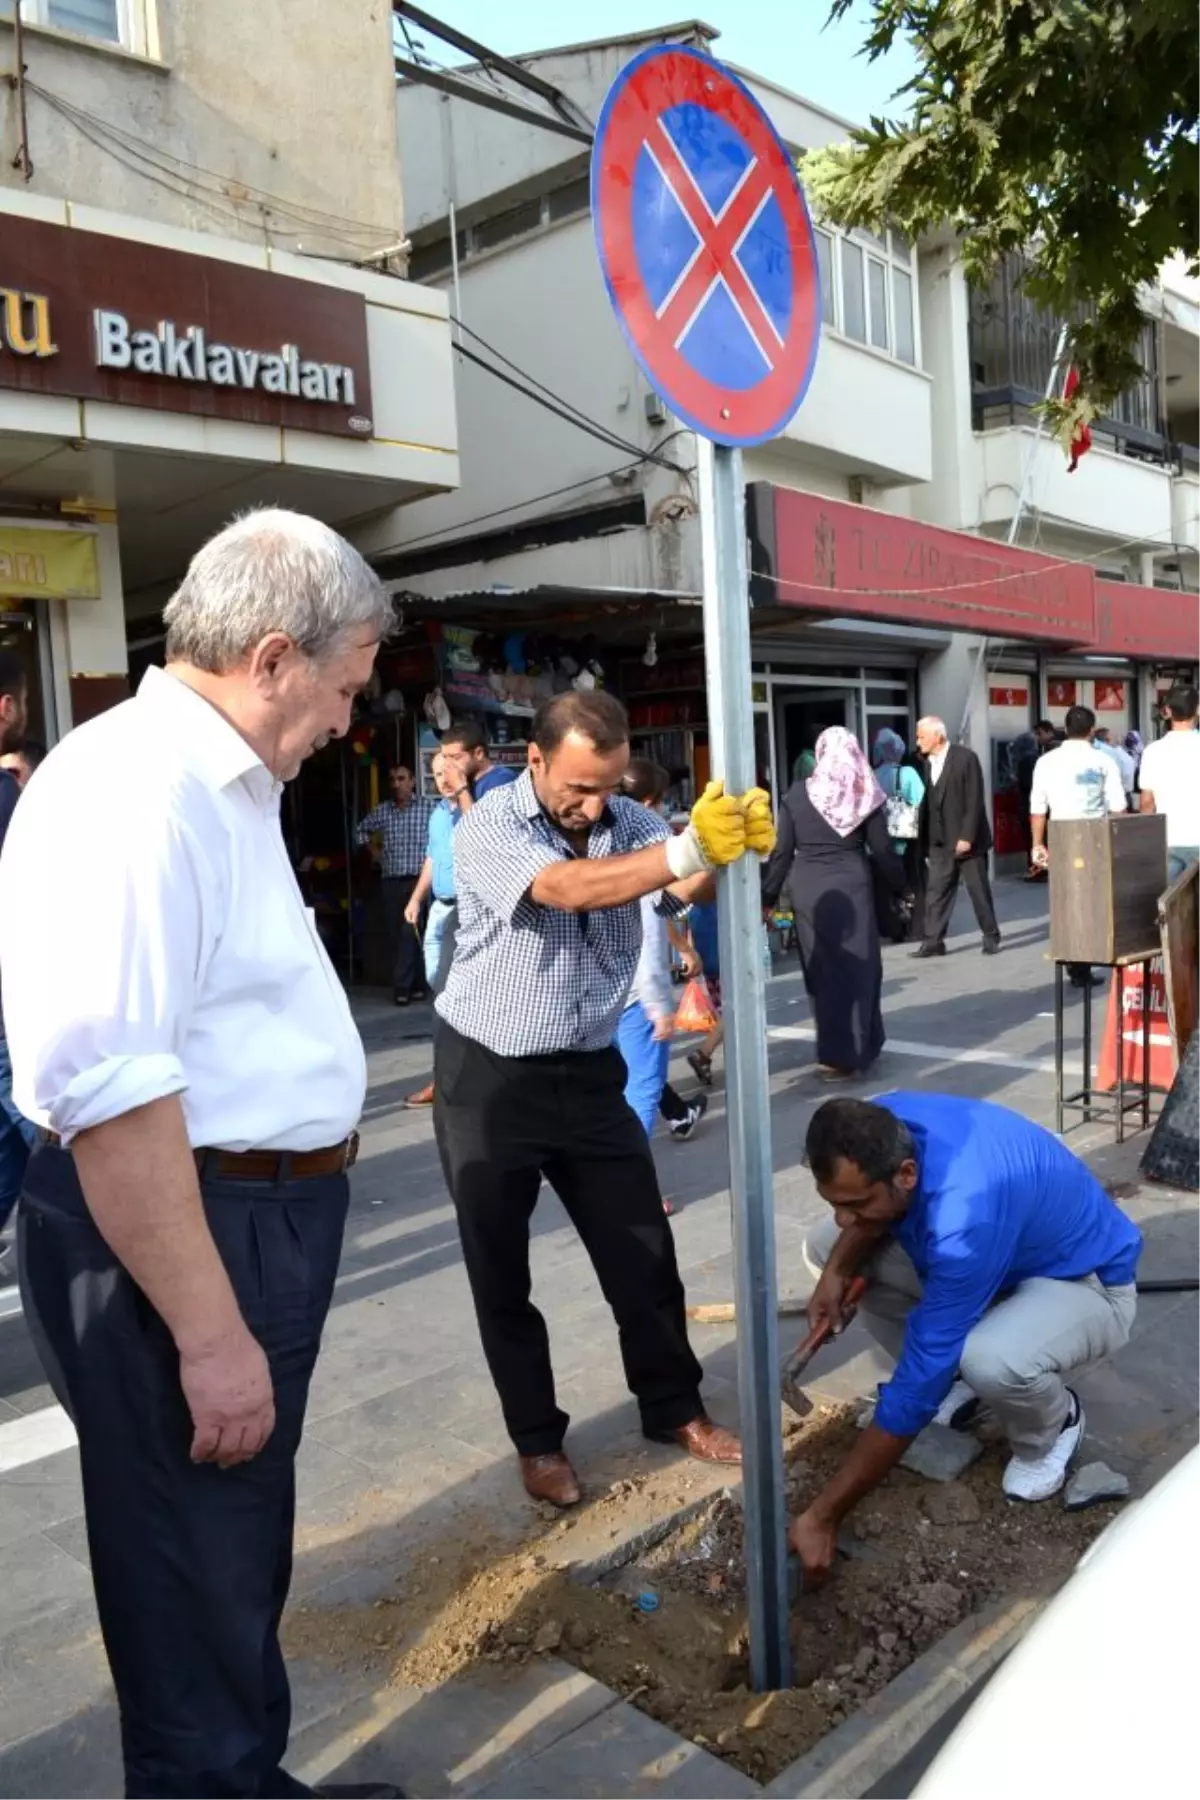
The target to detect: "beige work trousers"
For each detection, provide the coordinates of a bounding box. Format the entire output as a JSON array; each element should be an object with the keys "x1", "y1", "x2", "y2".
[{"x1": 804, "y1": 1214, "x2": 1136, "y2": 1459}]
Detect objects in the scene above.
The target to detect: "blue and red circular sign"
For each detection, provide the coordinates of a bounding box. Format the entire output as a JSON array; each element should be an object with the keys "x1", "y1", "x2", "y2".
[{"x1": 592, "y1": 46, "x2": 821, "y2": 447}]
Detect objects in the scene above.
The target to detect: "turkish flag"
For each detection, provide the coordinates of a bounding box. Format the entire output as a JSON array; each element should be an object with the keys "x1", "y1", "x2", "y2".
[{"x1": 1064, "y1": 366, "x2": 1092, "y2": 472}]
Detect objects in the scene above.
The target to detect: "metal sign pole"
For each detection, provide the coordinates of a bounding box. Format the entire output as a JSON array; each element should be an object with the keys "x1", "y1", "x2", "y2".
[{"x1": 697, "y1": 434, "x2": 792, "y2": 1692}]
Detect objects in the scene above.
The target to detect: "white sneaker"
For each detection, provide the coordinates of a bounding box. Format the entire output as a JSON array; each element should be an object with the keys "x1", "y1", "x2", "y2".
[
  {"x1": 1002, "y1": 1391, "x2": 1085, "y2": 1502},
  {"x1": 933, "y1": 1378, "x2": 983, "y2": 1431}
]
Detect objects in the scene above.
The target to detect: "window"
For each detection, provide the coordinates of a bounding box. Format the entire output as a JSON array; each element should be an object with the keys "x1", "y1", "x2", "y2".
[
  {"x1": 815, "y1": 224, "x2": 920, "y2": 368},
  {"x1": 814, "y1": 229, "x2": 836, "y2": 326},
  {"x1": 473, "y1": 197, "x2": 543, "y2": 254},
  {"x1": 3, "y1": 0, "x2": 126, "y2": 45},
  {"x1": 841, "y1": 240, "x2": 866, "y2": 343},
  {"x1": 893, "y1": 269, "x2": 915, "y2": 365},
  {"x1": 868, "y1": 257, "x2": 889, "y2": 350},
  {"x1": 548, "y1": 176, "x2": 590, "y2": 222}
]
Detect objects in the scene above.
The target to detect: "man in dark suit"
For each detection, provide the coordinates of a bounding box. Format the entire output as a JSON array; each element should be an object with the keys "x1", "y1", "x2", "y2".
[{"x1": 911, "y1": 715, "x2": 1001, "y2": 958}]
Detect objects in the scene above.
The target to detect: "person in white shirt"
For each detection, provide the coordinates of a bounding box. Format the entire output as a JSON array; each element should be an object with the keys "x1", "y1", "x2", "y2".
[
  {"x1": 1138, "y1": 685, "x2": 1200, "y2": 882},
  {"x1": 1029, "y1": 703, "x2": 1128, "y2": 988},
  {"x1": 0, "y1": 511, "x2": 398, "y2": 1800}
]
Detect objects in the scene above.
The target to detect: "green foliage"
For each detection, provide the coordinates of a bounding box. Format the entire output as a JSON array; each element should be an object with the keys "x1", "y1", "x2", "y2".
[{"x1": 801, "y1": 1, "x2": 1199, "y2": 442}]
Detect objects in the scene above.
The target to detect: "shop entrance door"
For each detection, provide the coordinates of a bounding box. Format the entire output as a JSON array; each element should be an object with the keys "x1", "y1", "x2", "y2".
[{"x1": 774, "y1": 685, "x2": 857, "y2": 785}]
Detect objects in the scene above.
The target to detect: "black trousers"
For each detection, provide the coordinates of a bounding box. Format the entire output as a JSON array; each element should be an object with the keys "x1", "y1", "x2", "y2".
[
  {"x1": 19, "y1": 1146, "x2": 349, "y2": 1799},
  {"x1": 922, "y1": 850, "x2": 1000, "y2": 947},
  {"x1": 381, "y1": 874, "x2": 424, "y2": 998},
  {"x1": 658, "y1": 1082, "x2": 690, "y2": 1125},
  {"x1": 433, "y1": 1023, "x2": 704, "y2": 1456}
]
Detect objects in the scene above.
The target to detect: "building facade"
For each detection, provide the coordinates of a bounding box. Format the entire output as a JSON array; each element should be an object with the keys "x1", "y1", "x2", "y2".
[
  {"x1": 374, "y1": 18, "x2": 1197, "y2": 847},
  {"x1": 1, "y1": 0, "x2": 459, "y2": 750}
]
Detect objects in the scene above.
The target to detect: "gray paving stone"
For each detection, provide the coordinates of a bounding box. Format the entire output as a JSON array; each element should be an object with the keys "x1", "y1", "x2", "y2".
[
  {"x1": 293, "y1": 1659, "x2": 620, "y2": 1797},
  {"x1": 1064, "y1": 1460, "x2": 1132, "y2": 1510},
  {"x1": 899, "y1": 1423, "x2": 985, "y2": 1483},
  {"x1": 468, "y1": 1693, "x2": 758, "y2": 1798},
  {"x1": 0, "y1": 1530, "x2": 95, "y2": 1633}
]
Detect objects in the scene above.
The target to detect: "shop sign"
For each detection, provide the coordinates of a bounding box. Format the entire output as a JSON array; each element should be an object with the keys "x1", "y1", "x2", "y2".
[
  {"x1": 1089, "y1": 579, "x2": 1200, "y2": 661},
  {"x1": 1048, "y1": 678, "x2": 1077, "y2": 706},
  {"x1": 749, "y1": 487, "x2": 1096, "y2": 644},
  {"x1": 0, "y1": 525, "x2": 100, "y2": 602},
  {"x1": 989, "y1": 685, "x2": 1028, "y2": 707},
  {"x1": 0, "y1": 215, "x2": 372, "y2": 438},
  {"x1": 1094, "y1": 679, "x2": 1126, "y2": 711}
]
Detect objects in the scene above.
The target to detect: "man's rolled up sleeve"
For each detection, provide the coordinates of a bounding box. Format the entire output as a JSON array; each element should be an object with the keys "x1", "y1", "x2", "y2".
[
  {"x1": 2, "y1": 791, "x2": 216, "y2": 1143},
  {"x1": 455, "y1": 806, "x2": 561, "y2": 922}
]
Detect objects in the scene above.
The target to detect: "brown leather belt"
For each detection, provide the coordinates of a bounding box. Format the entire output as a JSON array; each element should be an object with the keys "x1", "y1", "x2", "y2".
[{"x1": 39, "y1": 1129, "x2": 359, "y2": 1182}]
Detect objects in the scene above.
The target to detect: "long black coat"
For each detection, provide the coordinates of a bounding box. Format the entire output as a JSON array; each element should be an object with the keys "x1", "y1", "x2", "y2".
[{"x1": 762, "y1": 781, "x2": 904, "y2": 1073}]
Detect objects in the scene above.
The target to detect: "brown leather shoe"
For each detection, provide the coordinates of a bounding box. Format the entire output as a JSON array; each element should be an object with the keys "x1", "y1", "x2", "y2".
[
  {"x1": 653, "y1": 1415, "x2": 743, "y2": 1464},
  {"x1": 404, "y1": 1082, "x2": 435, "y2": 1108},
  {"x1": 519, "y1": 1451, "x2": 582, "y2": 1507}
]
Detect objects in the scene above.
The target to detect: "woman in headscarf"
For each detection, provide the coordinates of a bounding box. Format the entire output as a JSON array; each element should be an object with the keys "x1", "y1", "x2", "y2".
[
  {"x1": 792, "y1": 748, "x2": 817, "y2": 783},
  {"x1": 871, "y1": 728, "x2": 925, "y2": 941},
  {"x1": 762, "y1": 726, "x2": 906, "y2": 1078}
]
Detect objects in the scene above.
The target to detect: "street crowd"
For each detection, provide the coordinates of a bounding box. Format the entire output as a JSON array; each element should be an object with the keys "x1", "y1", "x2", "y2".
[{"x1": 0, "y1": 510, "x2": 1192, "y2": 1797}]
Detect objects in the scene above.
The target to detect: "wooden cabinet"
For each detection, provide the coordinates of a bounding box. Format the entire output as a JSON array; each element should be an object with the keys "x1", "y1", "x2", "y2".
[{"x1": 1049, "y1": 815, "x2": 1168, "y2": 964}]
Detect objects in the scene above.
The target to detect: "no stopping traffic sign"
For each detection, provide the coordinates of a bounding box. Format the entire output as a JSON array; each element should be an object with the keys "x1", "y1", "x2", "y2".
[{"x1": 592, "y1": 45, "x2": 821, "y2": 446}]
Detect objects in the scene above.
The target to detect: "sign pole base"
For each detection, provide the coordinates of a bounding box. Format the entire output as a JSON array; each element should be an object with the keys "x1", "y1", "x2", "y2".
[{"x1": 697, "y1": 435, "x2": 792, "y2": 1692}]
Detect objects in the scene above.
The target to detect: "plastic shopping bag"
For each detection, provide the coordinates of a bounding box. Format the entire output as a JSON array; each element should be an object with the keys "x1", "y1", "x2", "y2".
[{"x1": 674, "y1": 976, "x2": 718, "y2": 1035}]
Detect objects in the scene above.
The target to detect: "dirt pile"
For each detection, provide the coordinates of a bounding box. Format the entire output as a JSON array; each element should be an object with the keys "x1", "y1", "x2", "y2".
[{"x1": 286, "y1": 1405, "x2": 1120, "y2": 1785}]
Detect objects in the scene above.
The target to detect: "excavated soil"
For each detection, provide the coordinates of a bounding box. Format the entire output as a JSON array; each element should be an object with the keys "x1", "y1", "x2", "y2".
[{"x1": 284, "y1": 1404, "x2": 1120, "y2": 1785}]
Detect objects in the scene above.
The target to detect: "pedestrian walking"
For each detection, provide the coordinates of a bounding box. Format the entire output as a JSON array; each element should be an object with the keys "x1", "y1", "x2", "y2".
[
  {"x1": 1137, "y1": 684, "x2": 1200, "y2": 881},
  {"x1": 356, "y1": 762, "x2": 434, "y2": 1004},
  {"x1": 761, "y1": 725, "x2": 905, "y2": 1080},
  {"x1": 1030, "y1": 704, "x2": 1127, "y2": 987},
  {"x1": 402, "y1": 751, "x2": 468, "y2": 1109},
  {"x1": 0, "y1": 736, "x2": 45, "y2": 790},
  {"x1": 682, "y1": 896, "x2": 724, "y2": 1087},
  {"x1": 0, "y1": 510, "x2": 397, "y2": 1798},
  {"x1": 911, "y1": 716, "x2": 1001, "y2": 959},
  {"x1": 433, "y1": 689, "x2": 774, "y2": 1506},
  {"x1": 789, "y1": 1092, "x2": 1140, "y2": 1586},
  {"x1": 871, "y1": 727, "x2": 923, "y2": 938},
  {"x1": 615, "y1": 758, "x2": 707, "y2": 1160},
  {"x1": 1093, "y1": 727, "x2": 1137, "y2": 808}
]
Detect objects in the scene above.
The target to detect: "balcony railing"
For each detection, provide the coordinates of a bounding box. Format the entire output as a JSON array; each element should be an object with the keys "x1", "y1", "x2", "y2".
[{"x1": 967, "y1": 253, "x2": 1186, "y2": 468}]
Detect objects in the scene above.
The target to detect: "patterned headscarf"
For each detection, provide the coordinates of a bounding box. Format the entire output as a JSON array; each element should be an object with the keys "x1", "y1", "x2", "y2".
[
  {"x1": 871, "y1": 727, "x2": 906, "y2": 768},
  {"x1": 807, "y1": 726, "x2": 886, "y2": 837},
  {"x1": 1124, "y1": 729, "x2": 1144, "y2": 769}
]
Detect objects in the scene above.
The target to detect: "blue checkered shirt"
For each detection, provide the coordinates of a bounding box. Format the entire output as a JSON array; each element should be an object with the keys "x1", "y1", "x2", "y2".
[
  {"x1": 355, "y1": 796, "x2": 435, "y2": 877},
  {"x1": 436, "y1": 768, "x2": 683, "y2": 1055}
]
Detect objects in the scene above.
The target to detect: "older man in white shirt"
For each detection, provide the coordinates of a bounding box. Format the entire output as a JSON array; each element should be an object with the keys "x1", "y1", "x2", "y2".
[{"x1": 0, "y1": 511, "x2": 398, "y2": 1799}]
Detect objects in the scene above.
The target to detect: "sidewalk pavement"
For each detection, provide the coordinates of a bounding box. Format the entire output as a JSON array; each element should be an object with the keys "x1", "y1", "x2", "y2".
[{"x1": 0, "y1": 877, "x2": 1194, "y2": 1796}]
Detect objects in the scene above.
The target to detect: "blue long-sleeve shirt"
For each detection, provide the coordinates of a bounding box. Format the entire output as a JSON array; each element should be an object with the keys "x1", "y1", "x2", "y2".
[{"x1": 872, "y1": 1093, "x2": 1142, "y2": 1438}]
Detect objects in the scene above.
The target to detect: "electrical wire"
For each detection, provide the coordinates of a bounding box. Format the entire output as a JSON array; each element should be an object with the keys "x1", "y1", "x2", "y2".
[
  {"x1": 28, "y1": 82, "x2": 402, "y2": 250},
  {"x1": 455, "y1": 342, "x2": 691, "y2": 474},
  {"x1": 374, "y1": 461, "x2": 650, "y2": 559},
  {"x1": 454, "y1": 319, "x2": 693, "y2": 489}
]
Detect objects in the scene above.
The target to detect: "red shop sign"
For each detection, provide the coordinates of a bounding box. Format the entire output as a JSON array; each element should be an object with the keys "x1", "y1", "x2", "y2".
[
  {"x1": 989, "y1": 685, "x2": 1028, "y2": 707},
  {"x1": 1048, "y1": 678, "x2": 1077, "y2": 706},
  {"x1": 1094, "y1": 679, "x2": 1126, "y2": 711}
]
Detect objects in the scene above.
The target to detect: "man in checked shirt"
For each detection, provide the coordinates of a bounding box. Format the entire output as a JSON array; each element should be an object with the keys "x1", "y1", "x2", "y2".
[
  {"x1": 435, "y1": 689, "x2": 775, "y2": 1506},
  {"x1": 356, "y1": 763, "x2": 435, "y2": 1004}
]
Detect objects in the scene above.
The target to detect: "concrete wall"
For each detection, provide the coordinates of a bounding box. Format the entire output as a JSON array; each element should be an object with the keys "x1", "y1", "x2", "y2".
[{"x1": 0, "y1": 2, "x2": 403, "y2": 261}]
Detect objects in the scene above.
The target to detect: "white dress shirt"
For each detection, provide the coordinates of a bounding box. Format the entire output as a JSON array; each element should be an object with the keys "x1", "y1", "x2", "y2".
[
  {"x1": 928, "y1": 745, "x2": 949, "y2": 787},
  {"x1": 0, "y1": 667, "x2": 366, "y2": 1150},
  {"x1": 1029, "y1": 737, "x2": 1127, "y2": 822}
]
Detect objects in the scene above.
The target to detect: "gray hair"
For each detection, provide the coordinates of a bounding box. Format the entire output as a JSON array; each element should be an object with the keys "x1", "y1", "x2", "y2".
[
  {"x1": 917, "y1": 714, "x2": 948, "y2": 742},
  {"x1": 163, "y1": 508, "x2": 393, "y2": 672}
]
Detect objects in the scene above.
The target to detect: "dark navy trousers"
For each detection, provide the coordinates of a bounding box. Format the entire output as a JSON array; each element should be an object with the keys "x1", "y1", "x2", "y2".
[{"x1": 19, "y1": 1146, "x2": 349, "y2": 1798}]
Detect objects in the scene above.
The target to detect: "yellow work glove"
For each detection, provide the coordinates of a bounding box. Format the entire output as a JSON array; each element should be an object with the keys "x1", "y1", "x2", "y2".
[
  {"x1": 740, "y1": 787, "x2": 777, "y2": 858},
  {"x1": 690, "y1": 779, "x2": 748, "y2": 865},
  {"x1": 664, "y1": 780, "x2": 746, "y2": 878}
]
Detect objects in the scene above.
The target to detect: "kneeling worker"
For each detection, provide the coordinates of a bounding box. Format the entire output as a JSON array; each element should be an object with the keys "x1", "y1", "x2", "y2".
[{"x1": 790, "y1": 1093, "x2": 1141, "y2": 1580}]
